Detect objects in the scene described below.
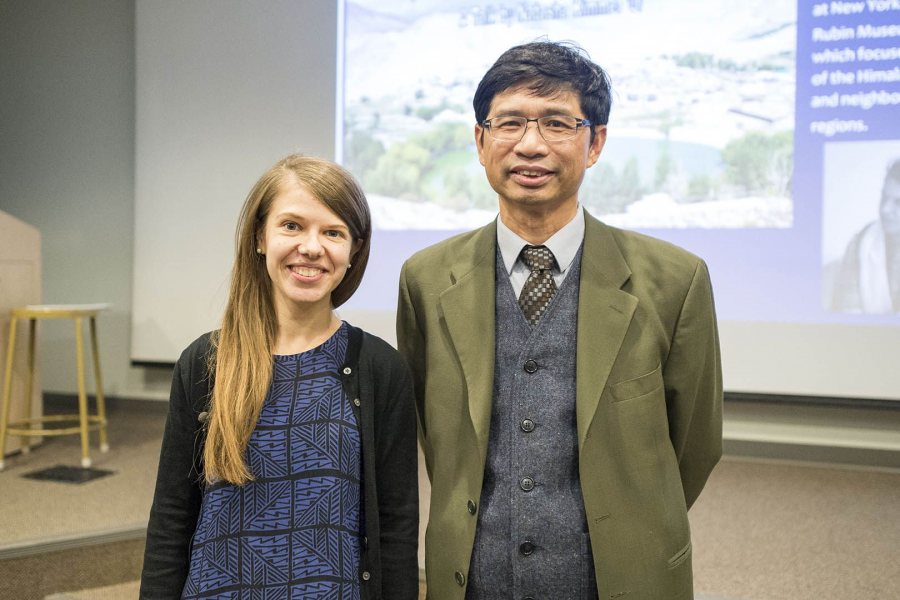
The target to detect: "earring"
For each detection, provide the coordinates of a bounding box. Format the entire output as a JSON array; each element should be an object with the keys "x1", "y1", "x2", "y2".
[
  {"x1": 347, "y1": 263, "x2": 352, "y2": 269},
  {"x1": 255, "y1": 248, "x2": 262, "y2": 255}
]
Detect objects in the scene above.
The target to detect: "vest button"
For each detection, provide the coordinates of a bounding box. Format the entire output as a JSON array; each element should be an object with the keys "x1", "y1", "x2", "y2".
[
  {"x1": 467, "y1": 499, "x2": 477, "y2": 514},
  {"x1": 519, "y1": 540, "x2": 536, "y2": 556},
  {"x1": 353, "y1": 398, "x2": 361, "y2": 407},
  {"x1": 455, "y1": 571, "x2": 466, "y2": 586},
  {"x1": 361, "y1": 570, "x2": 370, "y2": 581},
  {"x1": 523, "y1": 359, "x2": 538, "y2": 373},
  {"x1": 520, "y1": 418, "x2": 535, "y2": 433},
  {"x1": 520, "y1": 476, "x2": 535, "y2": 492}
]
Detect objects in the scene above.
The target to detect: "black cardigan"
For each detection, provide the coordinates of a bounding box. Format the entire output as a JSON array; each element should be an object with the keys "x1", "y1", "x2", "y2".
[{"x1": 139, "y1": 326, "x2": 419, "y2": 599}]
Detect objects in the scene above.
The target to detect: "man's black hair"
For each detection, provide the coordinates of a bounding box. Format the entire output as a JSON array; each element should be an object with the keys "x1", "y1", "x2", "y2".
[{"x1": 473, "y1": 41, "x2": 612, "y2": 128}]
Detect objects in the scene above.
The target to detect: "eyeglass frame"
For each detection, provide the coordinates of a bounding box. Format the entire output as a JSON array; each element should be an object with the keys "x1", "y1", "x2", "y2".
[{"x1": 479, "y1": 115, "x2": 594, "y2": 143}]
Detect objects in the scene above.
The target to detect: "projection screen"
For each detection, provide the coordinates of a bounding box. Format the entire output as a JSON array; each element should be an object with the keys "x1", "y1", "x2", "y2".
[{"x1": 133, "y1": 0, "x2": 900, "y2": 401}]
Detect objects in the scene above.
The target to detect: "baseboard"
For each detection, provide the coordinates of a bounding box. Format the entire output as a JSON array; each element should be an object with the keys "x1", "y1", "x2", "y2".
[
  {"x1": 724, "y1": 439, "x2": 900, "y2": 471},
  {"x1": 0, "y1": 535, "x2": 146, "y2": 600},
  {"x1": 0, "y1": 523, "x2": 147, "y2": 561}
]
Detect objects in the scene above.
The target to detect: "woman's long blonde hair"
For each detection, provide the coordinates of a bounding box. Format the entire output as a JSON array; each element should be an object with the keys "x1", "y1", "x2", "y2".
[{"x1": 203, "y1": 155, "x2": 371, "y2": 485}]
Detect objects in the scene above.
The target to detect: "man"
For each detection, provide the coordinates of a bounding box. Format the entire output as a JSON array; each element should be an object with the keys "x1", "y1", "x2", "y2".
[
  {"x1": 830, "y1": 158, "x2": 900, "y2": 313},
  {"x1": 397, "y1": 41, "x2": 722, "y2": 599}
]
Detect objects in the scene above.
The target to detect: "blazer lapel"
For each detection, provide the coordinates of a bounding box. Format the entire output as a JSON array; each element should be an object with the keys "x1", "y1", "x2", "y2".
[
  {"x1": 576, "y1": 212, "x2": 637, "y2": 449},
  {"x1": 439, "y1": 222, "x2": 497, "y2": 461}
]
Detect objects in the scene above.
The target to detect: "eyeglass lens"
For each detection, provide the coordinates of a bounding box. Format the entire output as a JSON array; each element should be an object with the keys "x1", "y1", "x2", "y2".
[{"x1": 489, "y1": 116, "x2": 583, "y2": 141}]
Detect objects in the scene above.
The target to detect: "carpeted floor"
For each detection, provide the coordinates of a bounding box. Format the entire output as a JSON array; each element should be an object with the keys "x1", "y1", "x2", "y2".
[
  {"x1": 1, "y1": 398, "x2": 898, "y2": 599},
  {"x1": 0, "y1": 399, "x2": 164, "y2": 549},
  {"x1": 45, "y1": 580, "x2": 139, "y2": 600},
  {"x1": 690, "y1": 458, "x2": 900, "y2": 599}
]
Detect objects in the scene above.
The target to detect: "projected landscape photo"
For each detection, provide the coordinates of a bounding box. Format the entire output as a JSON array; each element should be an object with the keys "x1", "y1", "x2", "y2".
[{"x1": 342, "y1": 0, "x2": 796, "y2": 229}]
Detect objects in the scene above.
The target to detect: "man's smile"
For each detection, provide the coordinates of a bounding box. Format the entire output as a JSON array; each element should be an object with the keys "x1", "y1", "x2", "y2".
[{"x1": 509, "y1": 165, "x2": 554, "y2": 186}]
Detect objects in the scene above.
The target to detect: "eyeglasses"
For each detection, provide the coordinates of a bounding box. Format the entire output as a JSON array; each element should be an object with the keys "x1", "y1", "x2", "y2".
[{"x1": 481, "y1": 115, "x2": 593, "y2": 142}]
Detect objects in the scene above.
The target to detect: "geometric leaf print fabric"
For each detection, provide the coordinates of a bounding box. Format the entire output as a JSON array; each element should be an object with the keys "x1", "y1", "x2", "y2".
[{"x1": 183, "y1": 324, "x2": 361, "y2": 599}]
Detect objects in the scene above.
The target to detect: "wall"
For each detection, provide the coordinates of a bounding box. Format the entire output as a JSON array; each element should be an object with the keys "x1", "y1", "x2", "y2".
[
  {"x1": 0, "y1": 0, "x2": 341, "y2": 400},
  {"x1": 131, "y1": 0, "x2": 339, "y2": 365},
  {"x1": 0, "y1": 0, "x2": 167, "y2": 397},
  {"x1": 0, "y1": 1, "x2": 897, "y2": 469}
]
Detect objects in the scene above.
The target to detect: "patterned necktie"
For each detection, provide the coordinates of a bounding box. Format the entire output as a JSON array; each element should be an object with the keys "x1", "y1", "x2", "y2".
[{"x1": 518, "y1": 245, "x2": 558, "y2": 326}]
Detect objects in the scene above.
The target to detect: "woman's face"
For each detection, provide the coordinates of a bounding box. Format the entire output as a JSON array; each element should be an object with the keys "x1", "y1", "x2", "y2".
[{"x1": 259, "y1": 179, "x2": 357, "y2": 319}]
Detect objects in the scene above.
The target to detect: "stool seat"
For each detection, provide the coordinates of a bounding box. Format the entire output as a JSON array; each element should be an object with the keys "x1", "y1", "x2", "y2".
[
  {"x1": 1, "y1": 304, "x2": 110, "y2": 469},
  {"x1": 14, "y1": 303, "x2": 111, "y2": 318}
]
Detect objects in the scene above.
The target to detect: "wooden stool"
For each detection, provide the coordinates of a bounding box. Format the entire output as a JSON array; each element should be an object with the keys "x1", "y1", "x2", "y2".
[{"x1": 0, "y1": 304, "x2": 110, "y2": 469}]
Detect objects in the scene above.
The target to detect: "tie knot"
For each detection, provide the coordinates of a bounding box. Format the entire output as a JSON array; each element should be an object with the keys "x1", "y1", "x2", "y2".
[{"x1": 521, "y1": 245, "x2": 555, "y2": 272}]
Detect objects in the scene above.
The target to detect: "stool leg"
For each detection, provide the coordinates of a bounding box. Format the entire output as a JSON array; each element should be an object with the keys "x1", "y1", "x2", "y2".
[
  {"x1": 21, "y1": 318, "x2": 37, "y2": 453},
  {"x1": 89, "y1": 316, "x2": 108, "y2": 452},
  {"x1": 74, "y1": 317, "x2": 91, "y2": 468},
  {"x1": 0, "y1": 317, "x2": 18, "y2": 470}
]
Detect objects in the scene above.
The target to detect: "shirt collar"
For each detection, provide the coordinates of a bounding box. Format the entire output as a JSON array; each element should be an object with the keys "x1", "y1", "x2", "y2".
[{"x1": 496, "y1": 206, "x2": 585, "y2": 275}]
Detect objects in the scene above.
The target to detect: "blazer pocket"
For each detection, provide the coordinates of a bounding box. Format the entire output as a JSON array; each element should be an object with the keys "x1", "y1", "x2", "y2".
[
  {"x1": 610, "y1": 364, "x2": 663, "y2": 403},
  {"x1": 667, "y1": 540, "x2": 692, "y2": 569}
]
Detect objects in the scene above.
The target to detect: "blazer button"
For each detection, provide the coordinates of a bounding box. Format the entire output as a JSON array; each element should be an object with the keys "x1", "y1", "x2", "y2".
[
  {"x1": 519, "y1": 540, "x2": 536, "y2": 556},
  {"x1": 520, "y1": 476, "x2": 535, "y2": 492},
  {"x1": 520, "y1": 418, "x2": 535, "y2": 433},
  {"x1": 467, "y1": 499, "x2": 477, "y2": 515},
  {"x1": 523, "y1": 359, "x2": 538, "y2": 373},
  {"x1": 455, "y1": 571, "x2": 466, "y2": 586}
]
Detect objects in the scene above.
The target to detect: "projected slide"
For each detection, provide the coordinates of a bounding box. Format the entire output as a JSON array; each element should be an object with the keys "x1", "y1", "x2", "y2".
[
  {"x1": 341, "y1": 0, "x2": 900, "y2": 320},
  {"x1": 801, "y1": 2, "x2": 900, "y2": 315},
  {"x1": 130, "y1": 2, "x2": 900, "y2": 397}
]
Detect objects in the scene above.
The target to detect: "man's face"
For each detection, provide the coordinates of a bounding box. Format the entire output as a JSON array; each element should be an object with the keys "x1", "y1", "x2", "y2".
[
  {"x1": 475, "y1": 85, "x2": 605, "y2": 219},
  {"x1": 881, "y1": 176, "x2": 900, "y2": 236}
]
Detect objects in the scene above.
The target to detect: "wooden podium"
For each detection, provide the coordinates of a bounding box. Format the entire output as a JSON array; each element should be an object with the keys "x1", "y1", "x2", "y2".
[{"x1": 0, "y1": 210, "x2": 42, "y2": 458}]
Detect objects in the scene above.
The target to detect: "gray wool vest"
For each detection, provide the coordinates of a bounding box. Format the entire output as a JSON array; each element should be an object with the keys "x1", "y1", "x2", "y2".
[{"x1": 466, "y1": 247, "x2": 598, "y2": 600}]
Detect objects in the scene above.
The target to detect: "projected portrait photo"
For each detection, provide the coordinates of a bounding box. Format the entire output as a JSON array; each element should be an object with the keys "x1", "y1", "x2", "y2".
[
  {"x1": 343, "y1": 0, "x2": 795, "y2": 230},
  {"x1": 823, "y1": 141, "x2": 900, "y2": 314}
]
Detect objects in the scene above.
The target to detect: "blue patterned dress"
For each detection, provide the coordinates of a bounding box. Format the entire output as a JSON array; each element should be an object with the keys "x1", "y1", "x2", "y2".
[{"x1": 182, "y1": 323, "x2": 361, "y2": 599}]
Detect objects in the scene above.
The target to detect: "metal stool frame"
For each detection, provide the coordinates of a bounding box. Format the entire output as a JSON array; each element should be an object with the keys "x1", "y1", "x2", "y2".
[{"x1": 0, "y1": 304, "x2": 109, "y2": 469}]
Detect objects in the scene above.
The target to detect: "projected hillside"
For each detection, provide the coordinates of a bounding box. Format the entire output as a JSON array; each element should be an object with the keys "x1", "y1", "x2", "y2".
[{"x1": 343, "y1": 0, "x2": 796, "y2": 229}]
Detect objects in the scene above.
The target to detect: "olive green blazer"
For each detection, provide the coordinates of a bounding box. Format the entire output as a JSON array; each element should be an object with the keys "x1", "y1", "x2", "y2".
[{"x1": 397, "y1": 210, "x2": 723, "y2": 599}]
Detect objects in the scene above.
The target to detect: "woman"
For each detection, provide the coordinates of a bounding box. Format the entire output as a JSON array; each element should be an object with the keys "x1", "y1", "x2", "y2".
[{"x1": 140, "y1": 155, "x2": 418, "y2": 599}]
